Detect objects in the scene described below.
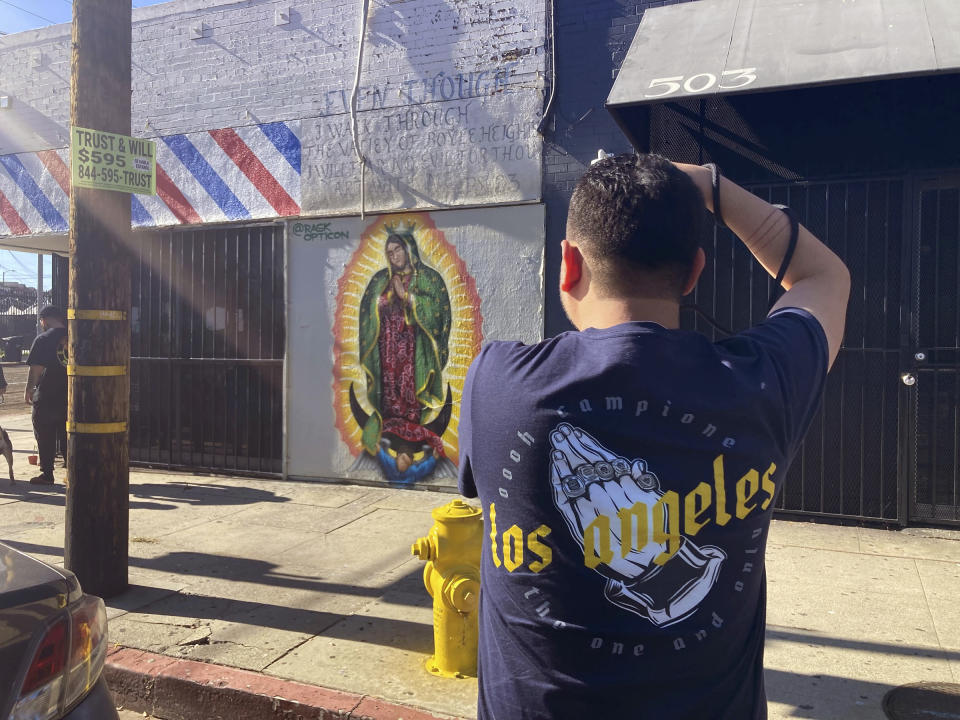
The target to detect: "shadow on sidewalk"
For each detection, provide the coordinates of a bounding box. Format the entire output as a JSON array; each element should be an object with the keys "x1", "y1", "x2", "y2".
[
  {"x1": 0, "y1": 483, "x2": 176, "y2": 511},
  {"x1": 129, "y1": 481, "x2": 290, "y2": 506},
  {"x1": 0, "y1": 480, "x2": 290, "y2": 511},
  {"x1": 133, "y1": 550, "x2": 426, "y2": 598},
  {"x1": 105, "y1": 580, "x2": 433, "y2": 653},
  {"x1": 764, "y1": 627, "x2": 960, "y2": 718},
  {"x1": 4, "y1": 539, "x2": 431, "y2": 650},
  {"x1": 765, "y1": 668, "x2": 894, "y2": 719},
  {"x1": 767, "y1": 627, "x2": 960, "y2": 660},
  {"x1": 4, "y1": 539, "x2": 427, "y2": 607}
]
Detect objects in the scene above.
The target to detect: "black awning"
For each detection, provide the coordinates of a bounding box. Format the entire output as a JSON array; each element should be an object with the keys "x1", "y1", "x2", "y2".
[{"x1": 607, "y1": 0, "x2": 960, "y2": 112}]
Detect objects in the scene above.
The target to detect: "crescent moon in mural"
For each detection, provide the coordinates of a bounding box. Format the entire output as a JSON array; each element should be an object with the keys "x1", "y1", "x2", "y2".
[{"x1": 333, "y1": 213, "x2": 483, "y2": 485}]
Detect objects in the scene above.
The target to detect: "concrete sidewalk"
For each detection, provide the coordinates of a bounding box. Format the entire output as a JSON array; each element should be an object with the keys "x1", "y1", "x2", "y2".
[{"x1": 1, "y1": 409, "x2": 958, "y2": 719}]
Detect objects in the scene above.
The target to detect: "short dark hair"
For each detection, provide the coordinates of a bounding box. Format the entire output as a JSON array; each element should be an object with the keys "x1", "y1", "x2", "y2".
[
  {"x1": 38, "y1": 305, "x2": 65, "y2": 322},
  {"x1": 567, "y1": 153, "x2": 704, "y2": 298}
]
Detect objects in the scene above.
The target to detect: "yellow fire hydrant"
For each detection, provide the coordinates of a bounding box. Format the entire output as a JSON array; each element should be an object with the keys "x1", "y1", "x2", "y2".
[{"x1": 411, "y1": 498, "x2": 482, "y2": 678}]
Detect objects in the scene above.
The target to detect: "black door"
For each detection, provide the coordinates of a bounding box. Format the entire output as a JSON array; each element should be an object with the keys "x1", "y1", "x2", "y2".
[
  {"x1": 908, "y1": 178, "x2": 960, "y2": 525},
  {"x1": 129, "y1": 224, "x2": 285, "y2": 475},
  {"x1": 685, "y1": 178, "x2": 908, "y2": 524}
]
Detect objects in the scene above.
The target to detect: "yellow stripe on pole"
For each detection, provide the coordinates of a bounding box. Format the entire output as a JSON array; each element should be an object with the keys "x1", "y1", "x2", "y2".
[
  {"x1": 66, "y1": 421, "x2": 128, "y2": 434},
  {"x1": 67, "y1": 365, "x2": 127, "y2": 376},
  {"x1": 67, "y1": 309, "x2": 127, "y2": 321}
]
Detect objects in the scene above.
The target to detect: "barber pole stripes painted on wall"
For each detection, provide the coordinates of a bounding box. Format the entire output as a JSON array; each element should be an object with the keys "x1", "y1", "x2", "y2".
[
  {"x1": 0, "y1": 121, "x2": 301, "y2": 236},
  {"x1": 133, "y1": 120, "x2": 302, "y2": 227},
  {"x1": 0, "y1": 149, "x2": 70, "y2": 236}
]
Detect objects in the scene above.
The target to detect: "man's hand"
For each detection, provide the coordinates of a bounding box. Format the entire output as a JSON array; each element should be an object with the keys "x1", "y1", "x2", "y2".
[
  {"x1": 25, "y1": 365, "x2": 43, "y2": 405},
  {"x1": 673, "y1": 163, "x2": 712, "y2": 208}
]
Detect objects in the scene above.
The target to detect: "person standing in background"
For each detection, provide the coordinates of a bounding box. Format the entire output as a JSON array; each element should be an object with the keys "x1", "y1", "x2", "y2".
[{"x1": 25, "y1": 306, "x2": 67, "y2": 485}]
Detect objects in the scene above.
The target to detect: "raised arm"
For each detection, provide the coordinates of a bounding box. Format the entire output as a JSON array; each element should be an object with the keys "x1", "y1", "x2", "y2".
[{"x1": 676, "y1": 163, "x2": 850, "y2": 369}]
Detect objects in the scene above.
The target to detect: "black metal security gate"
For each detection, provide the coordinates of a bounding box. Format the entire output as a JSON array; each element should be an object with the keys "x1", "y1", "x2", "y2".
[
  {"x1": 685, "y1": 178, "x2": 908, "y2": 524},
  {"x1": 683, "y1": 175, "x2": 960, "y2": 527},
  {"x1": 909, "y1": 179, "x2": 960, "y2": 524},
  {"x1": 646, "y1": 79, "x2": 960, "y2": 527},
  {"x1": 130, "y1": 224, "x2": 284, "y2": 475},
  {"x1": 767, "y1": 180, "x2": 907, "y2": 523}
]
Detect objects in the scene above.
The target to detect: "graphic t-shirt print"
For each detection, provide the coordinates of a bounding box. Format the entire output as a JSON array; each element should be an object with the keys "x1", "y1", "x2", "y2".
[{"x1": 549, "y1": 422, "x2": 725, "y2": 627}]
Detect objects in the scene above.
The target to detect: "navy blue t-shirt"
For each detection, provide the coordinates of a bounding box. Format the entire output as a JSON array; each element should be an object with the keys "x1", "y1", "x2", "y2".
[
  {"x1": 26, "y1": 326, "x2": 68, "y2": 412},
  {"x1": 458, "y1": 309, "x2": 828, "y2": 720}
]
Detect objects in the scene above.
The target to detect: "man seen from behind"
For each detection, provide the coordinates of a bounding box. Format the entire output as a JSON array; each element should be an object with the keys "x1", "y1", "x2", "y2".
[
  {"x1": 25, "y1": 305, "x2": 68, "y2": 485},
  {"x1": 458, "y1": 153, "x2": 850, "y2": 719}
]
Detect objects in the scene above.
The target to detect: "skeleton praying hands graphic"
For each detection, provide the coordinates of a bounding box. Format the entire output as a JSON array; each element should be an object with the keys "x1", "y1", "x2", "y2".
[{"x1": 549, "y1": 422, "x2": 726, "y2": 627}]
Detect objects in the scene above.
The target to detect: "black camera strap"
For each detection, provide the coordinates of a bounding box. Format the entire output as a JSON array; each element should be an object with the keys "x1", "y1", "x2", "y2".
[
  {"x1": 703, "y1": 163, "x2": 726, "y2": 229},
  {"x1": 682, "y1": 164, "x2": 800, "y2": 334},
  {"x1": 768, "y1": 204, "x2": 799, "y2": 311}
]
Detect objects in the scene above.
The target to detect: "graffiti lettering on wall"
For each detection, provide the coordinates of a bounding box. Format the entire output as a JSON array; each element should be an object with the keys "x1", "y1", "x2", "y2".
[
  {"x1": 305, "y1": 94, "x2": 541, "y2": 209},
  {"x1": 312, "y1": 103, "x2": 538, "y2": 166},
  {"x1": 322, "y1": 62, "x2": 523, "y2": 115},
  {"x1": 293, "y1": 222, "x2": 349, "y2": 241},
  {"x1": 333, "y1": 213, "x2": 483, "y2": 485}
]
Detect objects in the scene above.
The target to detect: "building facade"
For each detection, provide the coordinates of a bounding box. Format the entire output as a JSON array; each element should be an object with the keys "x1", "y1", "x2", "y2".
[
  {"x1": 2, "y1": 0, "x2": 959, "y2": 526},
  {"x1": 0, "y1": 0, "x2": 547, "y2": 490},
  {"x1": 541, "y1": 0, "x2": 960, "y2": 527}
]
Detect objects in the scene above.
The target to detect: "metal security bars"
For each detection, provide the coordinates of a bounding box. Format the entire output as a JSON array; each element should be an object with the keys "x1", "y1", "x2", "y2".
[
  {"x1": 911, "y1": 182, "x2": 960, "y2": 523},
  {"x1": 52, "y1": 255, "x2": 69, "y2": 312},
  {"x1": 766, "y1": 180, "x2": 904, "y2": 523},
  {"x1": 129, "y1": 225, "x2": 284, "y2": 475},
  {"x1": 646, "y1": 86, "x2": 960, "y2": 526},
  {"x1": 682, "y1": 179, "x2": 907, "y2": 524}
]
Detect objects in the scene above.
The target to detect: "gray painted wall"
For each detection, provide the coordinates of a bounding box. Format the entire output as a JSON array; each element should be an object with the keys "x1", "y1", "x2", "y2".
[{"x1": 286, "y1": 204, "x2": 544, "y2": 485}]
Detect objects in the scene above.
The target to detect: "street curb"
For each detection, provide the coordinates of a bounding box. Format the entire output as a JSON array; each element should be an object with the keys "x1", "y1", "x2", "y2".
[{"x1": 105, "y1": 647, "x2": 462, "y2": 720}]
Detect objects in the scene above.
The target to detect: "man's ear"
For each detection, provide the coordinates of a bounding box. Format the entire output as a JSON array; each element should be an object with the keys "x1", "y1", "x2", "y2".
[
  {"x1": 561, "y1": 239, "x2": 583, "y2": 292},
  {"x1": 682, "y1": 248, "x2": 706, "y2": 296}
]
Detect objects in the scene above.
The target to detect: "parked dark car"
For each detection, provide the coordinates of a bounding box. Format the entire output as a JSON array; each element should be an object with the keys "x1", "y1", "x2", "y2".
[
  {"x1": 0, "y1": 335, "x2": 29, "y2": 363},
  {"x1": 0, "y1": 542, "x2": 118, "y2": 719}
]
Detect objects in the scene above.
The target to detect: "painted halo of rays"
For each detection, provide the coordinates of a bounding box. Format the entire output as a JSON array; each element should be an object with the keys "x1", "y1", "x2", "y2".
[{"x1": 332, "y1": 213, "x2": 483, "y2": 464}]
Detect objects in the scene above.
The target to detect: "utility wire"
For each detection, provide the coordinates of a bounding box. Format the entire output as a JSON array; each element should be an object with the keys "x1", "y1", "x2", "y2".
[
  {"x1": 537, "y1": 0, "x2": 557, "y2": 135},
  {"x1": 0, "y1": 0, "x2": 58, "y2": 25},
  {"x1": 349, "y1": 0, "x2": 370, "y2": 220},
  {"x1": 0, "y1": 265, "x2": 37, "y2": 277},
  {"x1": 6, "y1": 250, "x2": 31, "y2": 273},
  {"x1": 0, "y1": 255, "x2": 39, "y2": 274}
]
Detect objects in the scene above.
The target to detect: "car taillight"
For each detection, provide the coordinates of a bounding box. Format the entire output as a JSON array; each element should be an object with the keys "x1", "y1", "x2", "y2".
[
  {"x1": 11, "y1": 618, "x2": 68, "y2": 720},
  {"x1": 10, "y1": 595, "x2": 109, "y2": 720},
  {"x1": 62, "y1": 595, "x2": 108, "y2": 711}
]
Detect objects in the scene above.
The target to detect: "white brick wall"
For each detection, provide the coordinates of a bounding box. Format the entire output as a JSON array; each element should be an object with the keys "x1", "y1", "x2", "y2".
[
  {"x1": 0, "y1": 28, "x2": 73, "y2": 154},
  {"x1": 0, "y1": 0, "x2": 545, "y2": 215}
]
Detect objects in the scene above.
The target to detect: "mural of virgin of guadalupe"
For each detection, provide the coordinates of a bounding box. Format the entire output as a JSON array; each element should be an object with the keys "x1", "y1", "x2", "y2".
[{"x1": 349, "y1": 227, "x2": 457, "y2": 482}]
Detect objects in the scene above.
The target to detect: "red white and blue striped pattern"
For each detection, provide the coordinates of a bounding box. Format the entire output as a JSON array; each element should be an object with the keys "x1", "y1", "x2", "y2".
[
  {"x1": 0, "y1": 121, "x2": 301, "y2": 236},
  {"x1": 0, "y1": 149, "x2": 71, "y2": 237}
]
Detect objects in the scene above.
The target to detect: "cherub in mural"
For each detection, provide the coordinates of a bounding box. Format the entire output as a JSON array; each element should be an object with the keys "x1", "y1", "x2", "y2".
[{"x1": 349, "y1": 224, "x2": 457, "y2": 482}]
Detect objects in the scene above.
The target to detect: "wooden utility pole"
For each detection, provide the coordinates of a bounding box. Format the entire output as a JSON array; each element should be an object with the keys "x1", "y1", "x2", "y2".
[{"x1": 65, "y1": 0, "x2": 132, "y2": 597}]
